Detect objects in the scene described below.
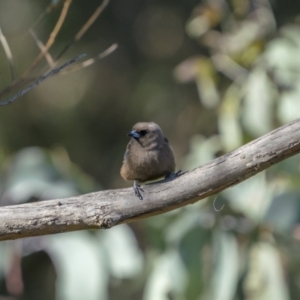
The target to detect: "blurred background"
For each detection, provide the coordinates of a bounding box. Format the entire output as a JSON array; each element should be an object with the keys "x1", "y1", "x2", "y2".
[{"x1": 0, "y1": 0, "x2": 300, "y2": 299}]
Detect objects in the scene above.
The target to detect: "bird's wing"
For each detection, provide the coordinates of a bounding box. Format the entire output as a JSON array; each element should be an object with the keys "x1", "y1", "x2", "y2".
[{"x1": 123, "y1": 140, "x2": 132, "y2": 161}]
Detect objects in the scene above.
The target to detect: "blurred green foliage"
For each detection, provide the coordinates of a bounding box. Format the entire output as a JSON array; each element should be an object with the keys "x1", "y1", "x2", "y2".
[{"x1": 1, "y1": 0, "x2": 300, "y2": 299}]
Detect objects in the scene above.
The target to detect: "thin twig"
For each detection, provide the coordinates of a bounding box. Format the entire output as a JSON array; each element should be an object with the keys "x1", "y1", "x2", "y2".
[
  {"x1": 59, "y1": 43, "x2": 118, "y2": 74},
  {"x1": 21, "y1": 0, "x2": 72, "y2": 78},
  {"x1": 0, "y1": 27, "x2": 15, "y2": 81},
  {"x1": 54, "y1": 0, "x2": 110, "y2": 63},
  {"x1": 0, "y1": 0, "x2": 112, "y2": 101},
  {"x1": 0, "y1": 78, "x2": 34, "y2": 101},
  {"x1": 75, "y1": 0, "x2": 110, "y2": 41},
  {"x1": 21, "y1": 0, "x2": 63, "y2": 40},
  {"x1": 0, "y1": 53, "x2": 86, "y2": 107},
  {"x1": 30, "y1": 30, "x2": 55, "y2": 68}
]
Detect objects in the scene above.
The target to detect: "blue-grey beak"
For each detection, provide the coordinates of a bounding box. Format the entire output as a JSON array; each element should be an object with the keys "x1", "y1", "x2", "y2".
[{"x1": 128, "y1": 130, "x2": 140, "y2": 139}]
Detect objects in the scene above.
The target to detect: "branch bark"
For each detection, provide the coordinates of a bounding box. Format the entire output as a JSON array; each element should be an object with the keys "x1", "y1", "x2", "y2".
[{"x1": 1, "y1": 118, "x2": 300, "y2": 241}]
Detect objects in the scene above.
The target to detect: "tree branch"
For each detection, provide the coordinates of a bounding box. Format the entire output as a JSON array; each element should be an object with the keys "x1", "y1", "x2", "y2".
[{"x1": 1, "y1": 118, "x2": 300, "y2": 241}]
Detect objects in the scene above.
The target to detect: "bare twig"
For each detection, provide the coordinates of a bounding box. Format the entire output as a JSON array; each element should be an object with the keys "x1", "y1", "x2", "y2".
[
  {"x1": 21, "y1": 0, "x2": 72, "y2": 78},
  {"x1": 30, "y1": 30, "x2": 55, "y2": 68},
  {"x1": 0, "y1": 78, "x2": 35, "y2": 101},
  {"x1": 21, "y1": 0, "x2": 63, "y2": 40},
  {"x1": 0, "y1": 117, "x2": 300, "y2": 241},
  {"x1": 60, "y1": 43, "x2": 118, "y2": 74},
  {"x1": 0, "y1": 27, "x2": 15, "y2": 80},
  {"x1": 75, "y1": 0, "x2": 110, "y2": 41},
  {"x1": 0, "y1": 53, "x2": 86, "y2": 106},
  {"x1": 0, "y1": 0, "x2": 113, "y2": 101},
  {"x1": 54, "y1": 0, "x2": 110, "y2": 62}
]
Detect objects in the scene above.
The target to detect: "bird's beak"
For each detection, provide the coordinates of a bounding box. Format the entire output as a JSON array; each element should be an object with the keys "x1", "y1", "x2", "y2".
[{"x1": 128, "y1": 130, "x2": 140, "y2": 140}]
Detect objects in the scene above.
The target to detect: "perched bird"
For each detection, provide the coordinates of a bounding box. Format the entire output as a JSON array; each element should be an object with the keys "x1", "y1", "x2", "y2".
[{"x1": 120, "y1": 122, "x2": 177, "y2": 199}]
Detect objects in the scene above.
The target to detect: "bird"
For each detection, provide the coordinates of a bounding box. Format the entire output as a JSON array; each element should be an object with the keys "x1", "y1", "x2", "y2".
[{"x1": 120, "y1": 122, "x2": 178, "y2": 200}]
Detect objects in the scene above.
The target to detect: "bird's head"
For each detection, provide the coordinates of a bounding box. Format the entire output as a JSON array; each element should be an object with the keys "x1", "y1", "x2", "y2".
[{"x1": 128, "y1": 122, "x2": 166, "y2": 148}]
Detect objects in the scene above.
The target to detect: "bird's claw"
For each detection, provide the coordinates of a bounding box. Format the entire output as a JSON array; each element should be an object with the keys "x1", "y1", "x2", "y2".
[
  {"x1": 165, "y1": 170, "x2": 184, "y2": 180},
  {"x1": 133, "y1": 180, "x2": 144, "y2": 200},
  {"x1": 175, "y1": 170, "x2": 184, "y2": 176}
]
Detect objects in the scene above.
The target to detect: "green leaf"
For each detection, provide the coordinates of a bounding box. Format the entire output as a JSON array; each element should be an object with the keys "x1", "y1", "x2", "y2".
[
  {"x1": 143, "y1": 249, "x2": 187, "y2": 300},
  {"x1": 47, "y1": 231, "x2": 109, "y2": 300},
  {"x1": 100, "y1": 225, "x2": 144, "y2": 278},
  {"x1": 242, "y1": 68, "x2": 276, "y2": 137},
  {"x1": 210, "y1": 230, "x2": 239, "y2": 300},
  {"x1": 223, "y1": 172, "x2": 273, "y2": 221},
  {"x1": 244, "y1": 242, "x2": 289, "y2": 300}
]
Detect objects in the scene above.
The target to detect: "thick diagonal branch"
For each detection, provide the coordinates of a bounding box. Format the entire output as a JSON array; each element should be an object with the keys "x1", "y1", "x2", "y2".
[{"x1": 1, "y1": 118, "x2": 300, "y2": 241}]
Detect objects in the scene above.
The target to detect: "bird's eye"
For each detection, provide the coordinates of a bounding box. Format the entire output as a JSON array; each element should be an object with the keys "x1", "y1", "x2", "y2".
[{"x1": 140, "y1": 130, "x2": 148, "y2": 136}]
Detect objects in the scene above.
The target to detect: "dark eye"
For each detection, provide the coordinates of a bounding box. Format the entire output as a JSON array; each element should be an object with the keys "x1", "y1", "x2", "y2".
[{"x1": 140, "y1": 130, "x2": 148, "y2": 136}]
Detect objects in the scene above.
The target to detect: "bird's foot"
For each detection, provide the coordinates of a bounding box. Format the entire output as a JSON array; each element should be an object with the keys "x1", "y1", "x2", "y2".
[
  {"x1": 165, "y1": 170, "x2": 184, "y2": 180},
  {"x1": 133, "y1": 180, "x2": 144, "y2": 200}
]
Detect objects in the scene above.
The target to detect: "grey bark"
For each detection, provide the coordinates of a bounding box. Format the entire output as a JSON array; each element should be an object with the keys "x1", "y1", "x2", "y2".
[{"x1": 1, "y1": 118, "x2": 300, "y2": 241}]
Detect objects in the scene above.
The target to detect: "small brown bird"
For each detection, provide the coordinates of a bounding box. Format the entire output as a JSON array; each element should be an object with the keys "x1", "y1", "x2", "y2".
[{"x1": 120, "y1": 122, "x2": 177, "y2": 199}]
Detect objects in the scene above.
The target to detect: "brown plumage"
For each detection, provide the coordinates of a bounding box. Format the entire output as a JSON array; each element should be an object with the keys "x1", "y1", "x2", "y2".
[{"x1": 120, "y1": 122, "x2": 176, "y2": 199}]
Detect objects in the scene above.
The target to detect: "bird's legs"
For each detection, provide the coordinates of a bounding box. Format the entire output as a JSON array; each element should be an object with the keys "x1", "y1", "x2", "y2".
[
  {"x1": 133, "y1": 180, "x2": 144, "y2": 200},
  {"x1": 133, "y1": 171, "x2": 183, "y2": 200}
]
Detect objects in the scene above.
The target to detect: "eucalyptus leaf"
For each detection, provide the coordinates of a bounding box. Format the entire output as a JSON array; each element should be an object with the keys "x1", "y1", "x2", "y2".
[
  {"x1": 264, "y1": 192, "x2": 300, "y2": 232},
  {"x1": 219, "y1": 83, "x2": 243, "y2": 151},
  {"x1": 242, "y1": 68, "x2": 275, "y2": 137},
  {"x1": 100, "y1": 225, "x2": 144, "y2": 278},
  {"x1": 244, "y1": 242, "x2": 289, "y2": 300},
  {"x1": 183, "y1": 135, "x2": 222, "y2": 170},
  {"x1": 47, "y1": 232, "x2": 108, "y2": 300},
  {"x1": 278, "y1": 88, "x2": 300, "y2": 123},
  {"x1": 210, "y1": 230, "x2": 239, "y2": 300},
  {"x1": 223, "y1": 172, "x2": 273, "y2": 221},
  {"x1": 143, "y1": 250, "x2": 187, "y2": 300}
]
